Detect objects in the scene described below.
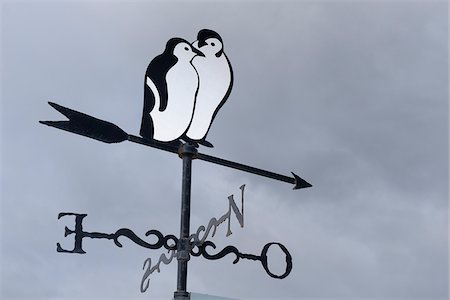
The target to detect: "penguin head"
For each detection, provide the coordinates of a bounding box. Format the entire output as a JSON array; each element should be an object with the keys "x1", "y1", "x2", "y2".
[
  {"x1": 166, "y1": 38, "x2": 205, "y2": 61},
  {"x1": 195, "y1": 29, "x2": 224, "y2": 58}
]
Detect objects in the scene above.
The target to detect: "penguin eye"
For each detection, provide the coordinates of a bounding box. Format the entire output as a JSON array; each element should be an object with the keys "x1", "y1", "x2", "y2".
[
  {"x1": 184, "y1": 47, "x2": 189, "y2": 51},
  {"x1": 211, "y1": 42, "x2": 215, "y2": 46}
]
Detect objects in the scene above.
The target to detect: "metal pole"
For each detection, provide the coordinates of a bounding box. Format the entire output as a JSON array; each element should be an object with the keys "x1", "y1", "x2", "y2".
[{"x1": 174, "y1": 143, "x2": 197, "y2": 300}]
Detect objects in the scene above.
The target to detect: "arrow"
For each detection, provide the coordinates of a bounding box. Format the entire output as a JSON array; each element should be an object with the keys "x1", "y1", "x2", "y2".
[{"x1": 40, "y1": 102, "x2": 312, "y2": 189}]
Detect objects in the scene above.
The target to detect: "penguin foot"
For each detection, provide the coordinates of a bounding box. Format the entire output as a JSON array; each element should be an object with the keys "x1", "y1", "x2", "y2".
[
  {"x1": 179, "y1": 136, "x2": 213, "y2": 148},
  {"x1": 179, "y1": 138, "x2": 199, "y2": 148},
  {"x1": 198, "y1": 139, "x2": 214, "y2": 148}
]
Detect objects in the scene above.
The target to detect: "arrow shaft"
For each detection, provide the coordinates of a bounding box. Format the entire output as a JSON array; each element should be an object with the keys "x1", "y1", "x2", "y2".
[
  {"x1": 126, "y1": 135, "x2": 296, "y2": 185},
  {"x1": 196, "y1": 153, "x2": 295, "y2": 185},
  {"x1": 127, "y1": 135, "x2": 179, "y2": 154}
]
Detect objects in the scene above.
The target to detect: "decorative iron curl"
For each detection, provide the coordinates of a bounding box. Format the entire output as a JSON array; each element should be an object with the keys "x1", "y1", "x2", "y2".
[
  {"x1": 111, "y1": 229, "x2": 178, "y2": 251},
  {"x1": 190, "y1": 240, "x2": 292, "y2": 279},
  {"x1": 66, "y1": 227, "x2": 178, "y2": 252}
]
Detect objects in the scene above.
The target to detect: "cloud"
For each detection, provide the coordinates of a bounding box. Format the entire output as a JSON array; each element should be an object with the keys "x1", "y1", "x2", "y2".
[{"x1": 1, "y1": 1, "x2": 448, "y2": 299}]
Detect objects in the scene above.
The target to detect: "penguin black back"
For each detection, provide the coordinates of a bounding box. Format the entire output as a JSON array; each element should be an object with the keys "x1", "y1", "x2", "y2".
[
  {"x1": 140, "y1": 37, "x2": 189, "y2": 139},
  {"x1": 146, "y1": 38, "x2": 187, "y2": 112}
]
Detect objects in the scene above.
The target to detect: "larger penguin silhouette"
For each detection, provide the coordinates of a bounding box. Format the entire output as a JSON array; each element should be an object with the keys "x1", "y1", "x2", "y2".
[
  {"x1": 185, "y1": 29, "x2": 233, "y2": 146},
  {"x1": 140, "y1": 38, "x2": 204, "y2": 143}
]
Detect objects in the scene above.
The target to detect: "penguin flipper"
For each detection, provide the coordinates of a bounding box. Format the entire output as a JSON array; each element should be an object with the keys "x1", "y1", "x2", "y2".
[
  {"x1": 140, "y1": 78, "x2": 157, "y2": 139},
  {"x1": 146, "y1": 76, "x2": 161, "y2": 113}
]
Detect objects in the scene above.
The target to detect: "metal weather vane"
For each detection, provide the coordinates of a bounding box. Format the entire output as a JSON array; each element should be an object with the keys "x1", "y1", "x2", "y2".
[{"x1": 41, "y1": 29, "x2": 311, "y2": 299}]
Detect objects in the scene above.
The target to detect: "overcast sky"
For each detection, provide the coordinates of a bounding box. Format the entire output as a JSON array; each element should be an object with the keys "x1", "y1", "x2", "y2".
[{"x1": 1, "y1": 1, "x2": 448, "y2": 299}]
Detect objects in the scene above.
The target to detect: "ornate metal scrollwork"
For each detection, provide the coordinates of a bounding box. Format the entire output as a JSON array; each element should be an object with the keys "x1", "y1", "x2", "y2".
[
  {"x1": 190, "y1": 240, "x2": 292, "y2": 279},
  {"x1": 56, "y1": 213, "x2": 178, "y2": 253},
  {"x1": 57, "y1": 212, "x2": 292, "y2": 280}
]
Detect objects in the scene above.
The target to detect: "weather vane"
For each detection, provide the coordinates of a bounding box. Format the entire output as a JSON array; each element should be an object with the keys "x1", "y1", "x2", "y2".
[{"x1": 41, "y1": 29, "x2": 312, "y2": 300}]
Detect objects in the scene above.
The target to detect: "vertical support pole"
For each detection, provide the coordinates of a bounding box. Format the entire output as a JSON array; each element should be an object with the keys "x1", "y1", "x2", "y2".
[{"x1": 174, "y1": 143, "x2": 197, "y2": 300}]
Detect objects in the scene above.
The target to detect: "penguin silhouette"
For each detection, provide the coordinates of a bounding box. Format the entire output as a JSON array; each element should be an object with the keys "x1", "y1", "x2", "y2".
[
  {"x1": 140, "y1": 38, "x2": 204, "y2": 143},
  {"x1": 185, "y1": 29, "x2": 233, "y2": 147}
]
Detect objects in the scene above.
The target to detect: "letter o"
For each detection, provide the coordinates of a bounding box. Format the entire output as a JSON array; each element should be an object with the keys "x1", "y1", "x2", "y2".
[{"x1": 260, "y1": 242, "x2": 292, "y2": 279}]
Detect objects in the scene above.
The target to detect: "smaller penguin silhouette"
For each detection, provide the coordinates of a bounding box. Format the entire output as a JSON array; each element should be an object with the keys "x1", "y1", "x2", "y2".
[
  {"x1": 185, "y1": 29, "x2": 233, "y2": 147},
  {"x1": 140, "y1": 38, "x2": 204, "y2": 143}
]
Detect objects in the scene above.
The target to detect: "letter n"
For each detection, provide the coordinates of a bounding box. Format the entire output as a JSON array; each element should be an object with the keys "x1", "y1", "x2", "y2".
[{"x1": 226, "y1": 184, "x2": 245, "y2": 236}]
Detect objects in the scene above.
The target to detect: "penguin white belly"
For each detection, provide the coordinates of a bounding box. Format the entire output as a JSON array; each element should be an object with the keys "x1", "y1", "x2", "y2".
[
  {"x1": 150, "y1": 62, "x2": 198, "y2": 142},
  {"x1": 187, "y1": 55, "x2": 231, "y2": 140}
]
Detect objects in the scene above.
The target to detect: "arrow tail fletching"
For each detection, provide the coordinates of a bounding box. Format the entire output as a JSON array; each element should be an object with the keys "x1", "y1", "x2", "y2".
[{"x1": 40, "y1": 102, "x2": 128, "y2": 143}]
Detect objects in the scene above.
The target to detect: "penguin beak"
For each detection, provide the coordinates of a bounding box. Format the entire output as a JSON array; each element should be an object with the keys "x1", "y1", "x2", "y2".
[
  {"x1": 192, "y1": 47, "x2": 205, "y2": 57},
  {"x1": 197, "y1": 39, "x2": 207, "y2": 48}
]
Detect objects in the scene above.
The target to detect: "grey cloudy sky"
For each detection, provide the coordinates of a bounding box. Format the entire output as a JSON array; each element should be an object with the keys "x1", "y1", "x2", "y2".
[{"x1": 1, "y1": 1, "x2": 448, "y2": 299}]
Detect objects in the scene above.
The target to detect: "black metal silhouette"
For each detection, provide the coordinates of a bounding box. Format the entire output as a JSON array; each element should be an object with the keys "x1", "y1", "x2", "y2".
[
  {"x1": 141, "y1": 38, "x2": 204, "y2": 143},
  {"x1": 139, "y1": 29, "x2": 233, "y2": 147},
  {"x1": 40, "y1": 102, "x2": 312, "y2": 189},
  {"x1": 185, "y1": 29, "x2": 233, "y2": 146}
]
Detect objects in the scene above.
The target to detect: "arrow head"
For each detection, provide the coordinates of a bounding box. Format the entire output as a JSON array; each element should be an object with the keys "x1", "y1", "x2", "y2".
[{"x1": 291, "y1": 172, "x2": 312, "y2": 190}]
